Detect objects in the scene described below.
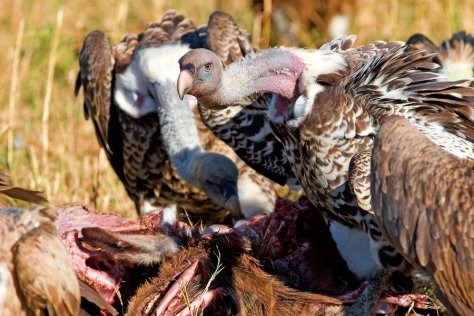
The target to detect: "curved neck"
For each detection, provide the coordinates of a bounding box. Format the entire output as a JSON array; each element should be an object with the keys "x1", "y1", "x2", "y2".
[
  {"x1": 202, "y1": 48, "x2": 305, "y2": 107},
  {"x1": 153, "y1": 81, "x2": 203, "y2": 185}
]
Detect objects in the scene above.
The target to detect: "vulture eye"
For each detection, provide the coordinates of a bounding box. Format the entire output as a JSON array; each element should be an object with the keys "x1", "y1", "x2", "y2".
[
  {"x1": 316, "y1": 79, "x2": 331, "y2": 87},
  {"x1": 203, "y1": 63, "x2": 212, "y2": 71}
]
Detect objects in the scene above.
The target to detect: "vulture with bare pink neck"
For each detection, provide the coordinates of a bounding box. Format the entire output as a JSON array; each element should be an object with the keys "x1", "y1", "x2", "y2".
[{"x1": 178, "y1": 35, "x2": 474, "y2": 315}]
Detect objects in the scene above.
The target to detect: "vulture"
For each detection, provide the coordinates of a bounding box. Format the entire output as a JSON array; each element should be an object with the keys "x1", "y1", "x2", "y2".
[
  {"x1": 406, "y1": 31, "x2": 474, "y2": 84},
  {"x1": 184, "y1": 12, "x2": 298, "y2": 189},
  {"x1": 371, "y1": 116, "x2": 474, "y2": 316},
  {"x1": 0, "y1": 207, "x2": 80, "y2": 316},
  {"x1": 177, "y1": 35, "x2": 474, "y2": 278},
  {"x1": 75, "y1": 10, "x2": 276, "y2": 223}
]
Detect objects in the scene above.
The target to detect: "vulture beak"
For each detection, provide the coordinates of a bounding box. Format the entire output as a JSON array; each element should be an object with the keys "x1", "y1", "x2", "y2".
[
  {"x1": 221, "y1": 181, "x2": 242, "y2": 219},
  {"x1": 177, "y1": 70, "x2": 193, "y2": 100}
]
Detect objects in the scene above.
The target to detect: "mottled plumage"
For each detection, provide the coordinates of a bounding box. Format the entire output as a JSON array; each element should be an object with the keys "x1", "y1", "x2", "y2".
[
  {"x1": 267, "y1": 36, "x2": 474, "y2": 269},
  {"x1": 177, "y1": 35, "x2": 474, "y2": 272},
  {"x1": 190, "y1": 12, "x2": 297, "y2": 187},
  {"x1": 76, "y1": 10, "x2": 276, "y2": 222},
  {"x1": 0, "y1": 208, "x2": 80, "y2": 316},
  {"x1": 407, "y1": 31, "x2": 474, "y2": 84},
  {"x1": 371, "y1": 116, "x2": 474, "y2": 316}
]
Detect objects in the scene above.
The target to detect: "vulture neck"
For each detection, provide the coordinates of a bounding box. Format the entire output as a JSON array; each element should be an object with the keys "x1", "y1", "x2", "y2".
[
  {"x1": 204, "y1": 48, "x2": 306, "y2": 107},
  {"x1": 154, "y1": 82, "x2": 203, "y2": 186}
]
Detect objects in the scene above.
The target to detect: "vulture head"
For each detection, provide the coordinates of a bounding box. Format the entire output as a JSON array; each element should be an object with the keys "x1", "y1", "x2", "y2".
[
  {"x1": 128, "y1": 46, "x2": 243, "y2": 219},
  {"x1": 177, "y1": 46, "x2": 347, "y2": 125},
  {"x1": 177, "y1": 48, "x2": 223, "y2": 107},
  {"x1": 190, "y1": 152, "x2": 241, "y2": 219}
]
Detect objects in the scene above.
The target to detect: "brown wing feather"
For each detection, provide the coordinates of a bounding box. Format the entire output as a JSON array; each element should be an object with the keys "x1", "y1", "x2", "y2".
[
  {"x1": 406, "y1": 33, "x2": 439, "y2": 54},
  {"x1": 371, "y1": 116, "x2": 474, "y2": 315},
  {"x1": 76, "y1": 30, "x2": 115, "y2": 154},
  {"x1": 137, "y1": 10, "x2": 197, "y2": 49},
  {"x1": 0, "y1": 172, "x2": 47, "y2": 205},
  {"x1": 79, "y1": 280, "x2": 118, "y2": 316},
  {"x1": 14, "y1": 222, "x2": 81, "y2": 316},
  {"x1": 348, "y1": 43, "x2": 474, "y2": 145},
  {"x1": 405, "y1": 32, "x2": 474, "y2": 85},
  {"x1": 348, "y1": 150, "x2": 372, "y2": 212},
  {"x1": 206, "y1": 11, "x2": 252, "y2": 66}
]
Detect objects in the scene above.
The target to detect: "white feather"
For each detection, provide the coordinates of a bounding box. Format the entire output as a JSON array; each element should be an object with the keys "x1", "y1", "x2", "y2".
[
  {"x1": 329, "y1": 220, "x2": 380, "y2": 280},
  {"x1": 409, "y1": 117, "x2": 474, "y2": 159},
  {"x1": 114, "y1": 44, "x2": 191, "y2": 118},
  {"x1": 285, "y1": 49, "x2": 347, "y2": 124},
  {"x1": 138, "y1": 45, "x2": 191, "y2": 84}
]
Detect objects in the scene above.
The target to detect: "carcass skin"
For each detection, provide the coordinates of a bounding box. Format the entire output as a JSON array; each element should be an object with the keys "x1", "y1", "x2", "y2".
[{"x1": 52, "y1": 201, "x2": 436, "y2": 316}]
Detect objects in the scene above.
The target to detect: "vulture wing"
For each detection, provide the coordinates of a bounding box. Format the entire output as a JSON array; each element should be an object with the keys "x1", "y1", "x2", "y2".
[
  {"x1": 75, "y1": 30, "x2": 126, "y2": 181},
  {"x1": 347, "y1": 42, "x2": 474, "y2": 150},
  {"x1": 75, "y1": 30, "x2": 115, "y2": 154},
  {"x1": 14, "y1": 221, "x2": 81, "y2": 316},
  {"x1": 406, "y1": 31, "x2": 474, "y2": 76},
  {"x1": 205, "y1": 10, "x2": 252, "y2": 64},
  {"x1": 371, "y1": 116, "x2": 474, "y2": 315}
]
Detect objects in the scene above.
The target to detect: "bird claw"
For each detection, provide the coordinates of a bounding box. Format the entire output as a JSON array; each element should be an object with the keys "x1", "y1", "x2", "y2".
[
  {"x1": 339, "y1": 270, "x2": 391, "y2": 315},
  {"x1": 337, "y1": 272, "x2": 436, "y2": 315}
]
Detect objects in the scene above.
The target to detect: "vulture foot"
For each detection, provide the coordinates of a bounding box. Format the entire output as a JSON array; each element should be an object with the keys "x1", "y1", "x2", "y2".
[{"x1": 341, "y1": 270, "x2": 391, "y2": 315}]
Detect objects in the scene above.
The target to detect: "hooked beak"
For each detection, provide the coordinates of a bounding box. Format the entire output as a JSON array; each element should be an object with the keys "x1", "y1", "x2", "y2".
[
  {"x1": 177, "y1": 70, "x2": 193, "y2": 100},
  {"x1": 221, "y1": 181, "x2": 242, "y2": 219}
]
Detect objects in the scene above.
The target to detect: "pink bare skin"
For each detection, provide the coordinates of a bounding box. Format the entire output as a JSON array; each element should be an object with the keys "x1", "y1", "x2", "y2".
[{"x1": 177, "y1": 48, "x2": 304, "y2": 110}]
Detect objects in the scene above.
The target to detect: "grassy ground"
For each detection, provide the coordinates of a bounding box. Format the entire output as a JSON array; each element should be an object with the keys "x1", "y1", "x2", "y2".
[{"x1": 0, "y1": 0, "x2": 473, "y2": 217}]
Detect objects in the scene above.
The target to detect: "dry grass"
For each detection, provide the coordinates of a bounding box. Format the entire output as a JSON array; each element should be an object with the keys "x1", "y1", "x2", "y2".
[{"x1": 0, "y1": 0, "x2": 473, "y2": 217}]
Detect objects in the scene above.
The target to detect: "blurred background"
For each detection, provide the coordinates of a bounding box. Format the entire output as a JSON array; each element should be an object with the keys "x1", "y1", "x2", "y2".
[{"x1": 0, "y1": 0, "x2": 473, "y2": 216}]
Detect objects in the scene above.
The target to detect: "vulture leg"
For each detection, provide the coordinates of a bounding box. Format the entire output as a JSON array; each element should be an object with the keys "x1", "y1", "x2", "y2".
[{"x1": 341, "y1": 271, "x2": 392, "y2": 316}]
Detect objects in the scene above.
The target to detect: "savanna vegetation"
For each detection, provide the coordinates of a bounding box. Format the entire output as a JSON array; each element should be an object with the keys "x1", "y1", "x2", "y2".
[{"x1": 1, "y1": 0, "x2": 472, "y2": 217}]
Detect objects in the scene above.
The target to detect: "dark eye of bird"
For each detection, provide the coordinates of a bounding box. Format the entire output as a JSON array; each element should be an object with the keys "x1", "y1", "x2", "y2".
[
  {"x1": 204, "y1": 63, "x2": 212, "y2": 71},
  {"x1": 316, "y1": 79, "x2": 331, "y2": 87}
]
